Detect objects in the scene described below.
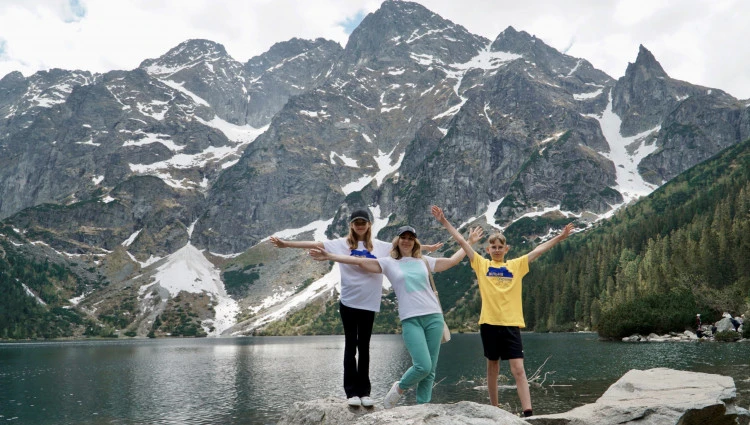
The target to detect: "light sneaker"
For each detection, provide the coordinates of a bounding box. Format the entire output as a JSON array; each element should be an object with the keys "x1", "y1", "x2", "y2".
[
  {"x1": 383, "y1": 381, "x2": 401, "y2": 409},
  {"x1": 360, "y1": 396, "x2": 375, "y2": 407},
  {"x1": 347, "y1": 396, "x2": 361, "y2": 407}
]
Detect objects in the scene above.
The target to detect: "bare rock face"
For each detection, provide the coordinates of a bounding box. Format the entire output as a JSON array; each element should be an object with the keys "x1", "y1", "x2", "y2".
[
  {"x1": 527, "y1": 368, "x2": 749, "y2": 425},
  {"x1": 276, "y1": 398, "x2": 529, "y2": 425}
]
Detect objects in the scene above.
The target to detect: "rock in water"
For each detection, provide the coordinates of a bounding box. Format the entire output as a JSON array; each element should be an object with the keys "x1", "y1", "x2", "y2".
[{"x1": 527, "y1": 367, "x2": 749, "y2": 425}]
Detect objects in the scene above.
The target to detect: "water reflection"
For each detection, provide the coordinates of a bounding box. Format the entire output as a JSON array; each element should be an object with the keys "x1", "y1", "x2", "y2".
[{"x1": 0, "y1": 334, "x2": 748, "y2": 424}]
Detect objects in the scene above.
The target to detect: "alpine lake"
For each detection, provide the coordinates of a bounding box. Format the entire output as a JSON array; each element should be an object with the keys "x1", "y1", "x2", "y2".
[{"x1": 1, "y1": 333, "x2": 748, "y2": 424}]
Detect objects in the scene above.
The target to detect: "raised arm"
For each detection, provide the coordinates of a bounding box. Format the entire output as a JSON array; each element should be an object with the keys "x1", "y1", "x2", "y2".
[
  {"x1": 269, "y1": 236, "x2": 324, "y2": 250},
  {"x1": 527, "y1": 222, "x2": 574, "y2": 263},
  {"x1": 309, "y1": 248, "x2": 383, "y2": 274},
  {"x1": 431, "y1": 205, "x2": 481, "y2": 262},
  {"x1": 432, "y1": 226, "x2": 483, "y2": 272}
]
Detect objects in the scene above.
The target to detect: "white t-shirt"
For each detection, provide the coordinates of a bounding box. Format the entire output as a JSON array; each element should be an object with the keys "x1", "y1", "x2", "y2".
[
  {"x1": 323, "y1": 238, "x2": 392, "y2": 312},
  {"x1": 376, "y1": 256, "x2": 440, "y2": 321}
]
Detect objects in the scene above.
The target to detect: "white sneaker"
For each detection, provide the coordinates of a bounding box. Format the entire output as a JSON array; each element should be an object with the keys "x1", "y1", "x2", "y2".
[
  {"x1": 360, "y1": 396, "x2": 375, "y2": 407},
  {"x1": 383, "y1": 381, "x2": 401, "y2": 409},
  {"x1": 347, "y1": 396, "x2": 361, "y2": 407}
]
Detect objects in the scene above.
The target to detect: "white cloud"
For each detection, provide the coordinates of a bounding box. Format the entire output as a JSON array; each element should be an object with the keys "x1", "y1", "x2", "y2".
[{"x1": 1, "y1": 0, "x2": 749, "y2": 99}]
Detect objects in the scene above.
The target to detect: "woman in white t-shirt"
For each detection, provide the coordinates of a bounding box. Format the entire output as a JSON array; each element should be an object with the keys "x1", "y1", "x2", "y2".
[
  {"x1": 269, "y1": 209, "x2": 441, "y2": 408},
  {"x1": 309, "y1": 220, "x2": 482, "y2": 408}
]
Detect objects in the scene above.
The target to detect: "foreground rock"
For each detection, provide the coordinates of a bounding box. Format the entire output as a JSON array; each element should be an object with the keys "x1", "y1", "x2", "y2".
[
  {"x1": 527, "y1": 368, "x2": 749, "y2": 425},
  {"x1": 276, "y1": 398, "x2": 528, "y2": 425},
  {"x1": 278, "y1": 368, "x2": 750, "y2": 425}
]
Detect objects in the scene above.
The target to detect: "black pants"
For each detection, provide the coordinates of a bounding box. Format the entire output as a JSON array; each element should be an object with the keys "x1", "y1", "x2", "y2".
[{"x1": 339, "y1": 302, "x2": 375, "y2": 398}]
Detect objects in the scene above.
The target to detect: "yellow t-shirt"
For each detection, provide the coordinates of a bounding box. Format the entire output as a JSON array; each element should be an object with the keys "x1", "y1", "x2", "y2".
[{"x1": 470, "y1": 254, "x2": 529, "y2": 327}]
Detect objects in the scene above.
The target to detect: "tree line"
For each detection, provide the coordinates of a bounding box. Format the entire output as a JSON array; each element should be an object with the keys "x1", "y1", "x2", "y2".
[{"x1": 518, "y1": 138, "x2": 750, "y2": 337}]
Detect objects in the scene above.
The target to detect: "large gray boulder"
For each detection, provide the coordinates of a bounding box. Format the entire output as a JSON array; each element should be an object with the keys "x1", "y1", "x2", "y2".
[
  {"x1": 277, "y1": 369, "x2": 750, "y2": 425},
  {"x1": 716, "y1": 317, "x2": 736, "y2": 333},
  {"x1": 276, "y1": 398, "x2": 529, "y2": 425},
  {"x1": 527, "y1": 368, "x2": 749, "y2": 425}
]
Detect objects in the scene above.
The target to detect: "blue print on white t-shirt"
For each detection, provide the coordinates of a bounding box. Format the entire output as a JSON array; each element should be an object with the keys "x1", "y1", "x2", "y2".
[
  {"x1": 350, "y1": 249, "x2": 376, "y2": 259},
  {"x1": 399, "y1": 261, "x2": 427, "y2": 293}
]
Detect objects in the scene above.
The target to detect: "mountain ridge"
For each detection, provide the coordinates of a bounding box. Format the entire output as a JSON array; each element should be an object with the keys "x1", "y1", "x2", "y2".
[{"x1": 1, "y1": 0, "x2": 749, "y2": 338}]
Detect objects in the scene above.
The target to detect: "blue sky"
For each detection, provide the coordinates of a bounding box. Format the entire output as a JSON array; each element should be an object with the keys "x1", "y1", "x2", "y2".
[
  {"x1": 341, "y1": 10, "x2": 367, "y2": 34},
  {"x1": 1, "y1": 0, "x2": 749, "y2": 99}
]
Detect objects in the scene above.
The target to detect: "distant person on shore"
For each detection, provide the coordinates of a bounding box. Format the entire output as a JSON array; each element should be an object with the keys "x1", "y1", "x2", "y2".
[
  {"x1": 432, "y1": 205, "x2": 573, "y2": 418},
  {"x1": 730, "y1": 316, "x2": 741, "y2": 332},
  {"x1": 696, "y1": 314, "x2": 703, "y2": 338},
  {"x1": 270, "y1": 209, "x2": 442, "y2": 408},
  {"x1": 309, "y1": 215, "x2": 482, "y2": 408}
]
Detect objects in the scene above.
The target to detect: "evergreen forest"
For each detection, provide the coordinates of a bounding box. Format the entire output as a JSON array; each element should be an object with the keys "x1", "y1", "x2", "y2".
[{"x1": 519, "y1": 137, "x2": 750, "y2": 338}]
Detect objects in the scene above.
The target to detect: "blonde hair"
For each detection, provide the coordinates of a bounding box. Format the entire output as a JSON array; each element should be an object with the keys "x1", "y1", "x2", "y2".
[
  {"x1": 390, "y1": 236, "x2": 422, "y2": 259},
  {"x1": 487, "y1": 232, "x2": 506, "y2": 245},
  {"x1": 347, "y1": 221, "x2": 373, "y2": 251}
]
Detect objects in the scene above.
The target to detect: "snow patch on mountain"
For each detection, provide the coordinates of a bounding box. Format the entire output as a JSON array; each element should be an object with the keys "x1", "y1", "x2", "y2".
[
  {"x1": 144, "y1": 242, "x2": 238, "y2": 335},
  {"x1": 589, "y1": 91, "x2": 659, "y2": 205},
  {"x1": 340, "y1": 147, "x2": 404, "y2": 194},
  {"x1": 160, "y1": 79, "x2": 210, "y2": 106},
  {"x1": 126, "y1": 116, "x2": 265, "y2": 188}
]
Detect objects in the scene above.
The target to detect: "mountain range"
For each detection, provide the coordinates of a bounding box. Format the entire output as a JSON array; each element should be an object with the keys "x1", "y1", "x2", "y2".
[{"x1": 1, "y1": 0, "x2": 749, "y2": 339}]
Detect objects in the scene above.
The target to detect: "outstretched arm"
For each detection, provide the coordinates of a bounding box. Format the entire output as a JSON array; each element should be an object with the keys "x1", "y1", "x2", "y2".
[
  {"x1": 309, "y1": 248, "x2": 383, "y2": 274},
  {"x1": 527, "y1": 222, "x2": 575, "y2": 263},
  {"x1": 269, "y1": 236, "x2": 324, "y2": 250},
  {"x1": 431, "y1": 205, "x2": 482, "y2": 262}
]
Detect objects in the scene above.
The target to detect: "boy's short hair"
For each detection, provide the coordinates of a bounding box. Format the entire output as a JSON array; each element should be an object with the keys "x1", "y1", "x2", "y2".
[{"x1": 487, "y1": 233, "x2": 506, "y2": 245}]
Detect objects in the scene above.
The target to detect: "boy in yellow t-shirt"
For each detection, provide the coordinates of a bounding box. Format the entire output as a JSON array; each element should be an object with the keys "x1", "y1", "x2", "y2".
[{"x1": 432, "y1": 205, "x2": 573, "y2": 418}]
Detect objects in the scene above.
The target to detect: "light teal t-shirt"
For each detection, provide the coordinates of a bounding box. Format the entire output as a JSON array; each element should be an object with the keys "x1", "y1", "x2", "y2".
[{"x1": 377, "y1": 256, "x2": 441, "y2": 321}]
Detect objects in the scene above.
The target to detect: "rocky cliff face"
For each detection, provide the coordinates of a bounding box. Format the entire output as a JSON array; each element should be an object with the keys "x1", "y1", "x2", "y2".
[
  {"x1": 613, "y1": 45, "x2": 750, "y2": 184},
  {"x1": 2, "y1": 0, "x2": 749, "y2": 336}
]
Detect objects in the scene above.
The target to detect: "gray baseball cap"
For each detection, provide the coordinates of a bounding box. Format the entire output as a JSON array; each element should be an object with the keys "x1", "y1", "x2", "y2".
[
  {"x1": 397, "y1": 225, "x2": 417, "y2": 237},
  {"x1": 349, "y1": 209, "x2": 371, "y2": 223}
]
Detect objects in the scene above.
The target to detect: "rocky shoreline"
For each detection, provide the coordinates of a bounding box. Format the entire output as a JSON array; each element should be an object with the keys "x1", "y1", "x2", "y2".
[
  {"x1": 622, "y1": 315, "x2": 746, "y2": 342},
  {"x1": 621, "y1": 330, "x2": 748, "y2": 342}
]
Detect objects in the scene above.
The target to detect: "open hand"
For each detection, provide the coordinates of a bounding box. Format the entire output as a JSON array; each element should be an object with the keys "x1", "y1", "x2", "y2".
[
  {"x1": 309, "y1": 247, "x2": 329, "y2": 261},
  {"x1": 431, "y1": 205, "x2": 446, "y2": 222},
  {"x1": 468, "y1": 226, "x2": 484, "y2": 245},
  {"x1": 560, "y1": 222, "x2": 575, "y2": 240},
  {"x1": 423, "y1": 242, "x2": 444, "y2": 252},
  {"x1": 269, "y1": 236, "x2": 286, "y2": 248}
]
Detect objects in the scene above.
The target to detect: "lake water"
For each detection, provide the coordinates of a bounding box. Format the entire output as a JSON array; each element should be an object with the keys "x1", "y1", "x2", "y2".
[{"x1": 1, "y1": 333, "x2": 748, "y2": 424}]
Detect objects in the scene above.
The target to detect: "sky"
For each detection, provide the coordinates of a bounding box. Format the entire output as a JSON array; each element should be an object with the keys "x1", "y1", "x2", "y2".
[{"x1": 1, "y1": 0, "x2": 749, "y2": 99}]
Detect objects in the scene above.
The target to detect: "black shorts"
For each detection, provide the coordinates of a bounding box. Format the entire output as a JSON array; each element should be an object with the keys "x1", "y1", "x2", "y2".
[{"x1": 479, "y1": 324, "x2": 524, "y2": 361}]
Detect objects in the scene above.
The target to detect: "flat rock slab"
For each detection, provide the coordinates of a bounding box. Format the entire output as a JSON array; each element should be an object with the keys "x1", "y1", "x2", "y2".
[{"x1": 276, "y1": 398, "x2": 529, "y2": 425}]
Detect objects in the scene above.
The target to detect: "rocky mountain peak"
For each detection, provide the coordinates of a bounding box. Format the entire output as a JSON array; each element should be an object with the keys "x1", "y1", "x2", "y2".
[
  {"x1": 490, "y1": 25, "x2": 587, "y2": 78},
  {"x1": 340, "y1": 0, "x2": 486, "y2": 69},
  {"x1": 139, "y1": 39, "x2": 231, "y2": 76},
  {"x1": 612, "y1": 44, "x2": 679, "y2": 136},
  {"x1": 490, "y1": 25, "x2": 535, "y2": 52},
  {"x1": 0, "y1": 70, "x2": 25, "y2": 84},
  {"x1": 244, "y1": 37, "x2": 341, "y2": 76},
  {"x1": 624, "y1": 44, "x2": 668, "y2": 80}
]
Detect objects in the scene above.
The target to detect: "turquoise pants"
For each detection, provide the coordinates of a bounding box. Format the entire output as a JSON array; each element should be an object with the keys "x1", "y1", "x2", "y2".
[{"x1": 399, "y1": 313, "x2": 444, "y2": 404}]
